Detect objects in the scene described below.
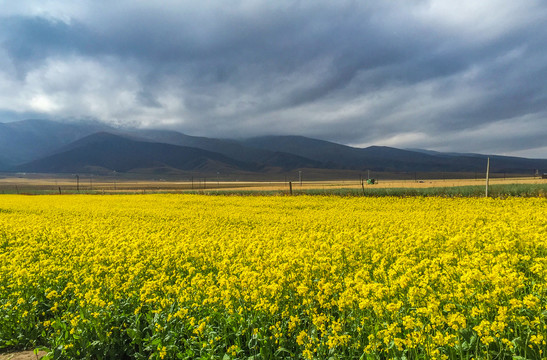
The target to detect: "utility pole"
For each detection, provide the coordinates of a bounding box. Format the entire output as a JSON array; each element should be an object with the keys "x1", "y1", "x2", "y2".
[
  {"x1": 76, "y1": 174, "x2": 80, "y2": 193},
  {"x1": 485, "y1": 157, "x2": 490, "y2": 198}
]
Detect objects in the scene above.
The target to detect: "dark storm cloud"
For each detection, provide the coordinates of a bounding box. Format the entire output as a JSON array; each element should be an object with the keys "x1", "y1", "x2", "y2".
[
  {"x1": 1, "y1": 16, "x2": 94, "y2": 75},
  {"x1": 0, "y1": 1, "x2": 546, "y2": 157}
]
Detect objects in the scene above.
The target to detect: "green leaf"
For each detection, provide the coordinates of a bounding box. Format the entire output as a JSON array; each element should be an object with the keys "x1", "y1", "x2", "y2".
[
  {"x1": 247, "y1": 337, "x2": 257, "y2": 349},
  {"x1": 512, "y1": 337, "x2": 523, "y2": 348},
  {"x1": 127, "y1": 328, "x2": 138, "y2": 339},
  {"x1": 274, "y1": 347, "x2": 293, "y2": 356},
  {"x1": 150, "y1": 338, "x2": 162, "y2": 346}
]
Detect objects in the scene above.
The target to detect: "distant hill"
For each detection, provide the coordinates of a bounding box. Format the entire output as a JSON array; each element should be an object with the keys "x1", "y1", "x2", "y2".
[
  {"x1": 0, "y1": 119, "x2": 112, "y2": 166},
  {"x1": 242, "y1": 135, "x2": 454, "y2": 170},
  {"x1": 243, "y1": 135, "x2": 547, "y2": 173},
  {"x1": 119, "y1": 129, "x2": 263, "y2": 162},
  {"x1": 0, "y1": 119, "x2": 323, "y2": 171},
  {"x1": 242, "y1": 135, "x2": 365, "y2": 167},
  {"x1": 15, "y1": 132, "x2": 255, "y2": 174},
  {"x1": 2, "y1": 119, "x2": 546, "y2": 175},
  {"x1": 117, "y1": 129, "x2": 323, "y2": 168}
]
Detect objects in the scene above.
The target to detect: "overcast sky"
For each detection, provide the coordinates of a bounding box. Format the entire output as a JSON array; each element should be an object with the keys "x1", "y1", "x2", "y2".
[{"x1": 1, "y1": 1, "x2": 546, "y2": 157}]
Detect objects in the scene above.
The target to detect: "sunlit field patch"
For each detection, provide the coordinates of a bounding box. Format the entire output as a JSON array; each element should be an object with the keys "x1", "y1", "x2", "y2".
[{"x1": 1, "y1": 195, "x2": 546, "y2": 359}]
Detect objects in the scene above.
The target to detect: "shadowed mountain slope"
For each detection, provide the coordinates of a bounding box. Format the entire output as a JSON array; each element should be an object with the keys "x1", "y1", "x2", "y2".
[
  {"x1": 0, "y1": 119, "x2": 113, "y2": 165},
  {"x1": 117, "y1": 129, "x2": 323, "y2": 167},
  {"x1": 16, "y1": 132, "x2": 255, "y2": 174},
  {"x1": 242, "y1": 136, "x2": 547, "y2": 173}
]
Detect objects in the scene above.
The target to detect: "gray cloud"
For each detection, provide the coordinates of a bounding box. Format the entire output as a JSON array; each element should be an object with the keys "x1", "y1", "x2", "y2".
[{"x1": 0, "y1": 0, "x2": 546, "y2": 157}]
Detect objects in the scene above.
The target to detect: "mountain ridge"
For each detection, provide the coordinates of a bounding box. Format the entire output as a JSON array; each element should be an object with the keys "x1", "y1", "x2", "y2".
[
  {"x1": 15, "y1": 132, "x2": 257, "y2": 174},
  {"x1": 2, "y1": 119, "x2": 546, "y2": 175}
]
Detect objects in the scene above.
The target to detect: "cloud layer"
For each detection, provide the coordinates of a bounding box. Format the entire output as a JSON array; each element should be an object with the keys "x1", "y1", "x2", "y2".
[{"x1": 1, "y1": 0, "x2": 546, "y2": 157}]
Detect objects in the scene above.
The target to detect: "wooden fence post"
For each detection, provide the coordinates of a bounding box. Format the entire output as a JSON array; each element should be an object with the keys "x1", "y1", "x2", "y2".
[{"x1": 485, "y1": 157, "x2": 490, "y2": 198}]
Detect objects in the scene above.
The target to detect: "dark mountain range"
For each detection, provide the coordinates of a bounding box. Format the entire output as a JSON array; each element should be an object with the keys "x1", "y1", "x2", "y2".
[
  {"x1": 2, "y1": 119, "x2": 546, "y2": 175},
  {"x1": 0, "y1": 119, "x2": 322, "y2": 172},
  {"x1": 243, "y1": 135, "x2": 366, "y2": 167},
  {"x1": 242, "y1": 136, "x2": 547, "y2": 173},
  {"x1": 241, "y1": 135, "x2": 456, "y2": 171},
  {"x1": 119, "y1": 129, "x2": 262, "y2": 162},
  {"x1": 15, "y1": 132, "x2": 255, "y2": 174},
  {"x1": 116, "y1": 129, "x2": 323, "y2": 167},
  {"x1": 0, "y1": 119, "x2": 113, "y2": 166},
  {"x1": 407, "y1": 148, "x2": 547, "y2": 173}
]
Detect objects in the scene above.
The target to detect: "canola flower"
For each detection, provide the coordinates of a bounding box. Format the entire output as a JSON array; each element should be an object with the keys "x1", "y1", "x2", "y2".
[{"x1": 0, "y1": 194, "x2": 546, "y2": 359}]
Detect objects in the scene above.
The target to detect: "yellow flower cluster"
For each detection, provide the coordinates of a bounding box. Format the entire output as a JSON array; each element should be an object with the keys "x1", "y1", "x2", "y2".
[{"x1": 0, "y1": 194, "x2": 546, "y2": 359}]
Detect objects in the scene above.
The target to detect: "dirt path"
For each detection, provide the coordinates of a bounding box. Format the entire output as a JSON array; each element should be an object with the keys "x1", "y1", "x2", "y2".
[{"x1": 0, "y1": 351, "x2": 46, "y2": 360}]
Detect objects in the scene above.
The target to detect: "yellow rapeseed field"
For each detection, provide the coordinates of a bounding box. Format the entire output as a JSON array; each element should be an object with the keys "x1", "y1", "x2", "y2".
[{"x1": 0, "y1": 194, "x2": 546, "y2": 359}]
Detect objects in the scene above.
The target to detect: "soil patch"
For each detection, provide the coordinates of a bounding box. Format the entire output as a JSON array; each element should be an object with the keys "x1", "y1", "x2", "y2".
[{"x1": 0, "y1": 350, "x2": 46, "y2": 360}]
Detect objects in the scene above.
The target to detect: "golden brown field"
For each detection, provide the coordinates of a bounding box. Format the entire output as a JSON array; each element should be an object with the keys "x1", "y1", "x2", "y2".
[{"x1": 0, "y1": 174, "x2": 544, "y2": 193}]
